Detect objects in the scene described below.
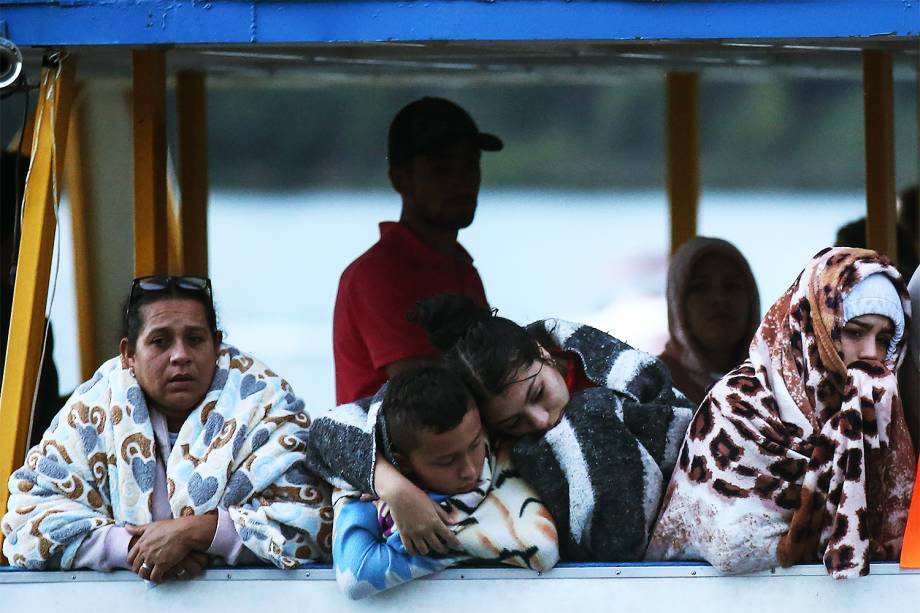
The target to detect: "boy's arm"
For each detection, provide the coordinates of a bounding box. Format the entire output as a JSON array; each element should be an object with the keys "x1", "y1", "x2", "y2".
[{"x1": 333, "y1": 498, "x2": 453, "y2": 600}]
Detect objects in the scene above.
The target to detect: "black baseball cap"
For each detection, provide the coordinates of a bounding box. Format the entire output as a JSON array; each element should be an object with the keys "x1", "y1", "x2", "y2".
[{"x1": 388, "y1": 97, "x2": 503, "y2": 167}]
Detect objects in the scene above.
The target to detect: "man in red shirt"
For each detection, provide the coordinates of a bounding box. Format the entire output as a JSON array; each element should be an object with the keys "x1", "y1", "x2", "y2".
[{"x1": 333, "y1": 97, "x2": 501, "y2": 404}]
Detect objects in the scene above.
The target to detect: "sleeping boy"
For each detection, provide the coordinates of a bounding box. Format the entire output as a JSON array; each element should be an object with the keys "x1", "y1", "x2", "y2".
[{"x1": 332, "y1": 365, "x2": 489, "y2": 599}]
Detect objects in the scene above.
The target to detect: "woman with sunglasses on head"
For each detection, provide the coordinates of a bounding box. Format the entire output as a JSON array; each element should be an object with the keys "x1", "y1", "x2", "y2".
[
  {"x1": 2, "y1": 276, "x2": 333, "y2": 582},
  {"x1": 647, "y1": 248, "x2": 916, "y2": 578},
  {"x1": 308, "y1": 294, "x2": 694, "y2": 561}
]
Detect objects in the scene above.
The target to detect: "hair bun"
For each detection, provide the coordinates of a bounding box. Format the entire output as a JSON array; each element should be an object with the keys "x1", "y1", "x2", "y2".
[{"x1": 408, "y1": 294, "x2": 491, "y2": 352}]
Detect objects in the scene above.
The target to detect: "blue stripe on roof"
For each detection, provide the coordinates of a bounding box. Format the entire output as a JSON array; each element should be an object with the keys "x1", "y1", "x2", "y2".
[{"x1": 1, "y1": 0, "x2": 918, "y2": 47}]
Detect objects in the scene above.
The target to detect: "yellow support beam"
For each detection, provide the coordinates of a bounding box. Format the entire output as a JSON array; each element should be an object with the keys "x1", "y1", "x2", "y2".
[
  {"x1": 176, "y1": 71, "x2": 209, "y2": 276},
  {"x1": 0, "y1": 55, "x2": 77, "y2": 560},
  {"x1": 133, "y1": 50, "x2": 169, "y2": 277},
  {"x1": 666, "y1": 72, "x2": 700, "y2": 255},
  {"x1": 863, "y1": 49, "x2": 897, "y2": 265},
  {"x1": 64, "y1": 85, "x2": 100, "y2": 381}
]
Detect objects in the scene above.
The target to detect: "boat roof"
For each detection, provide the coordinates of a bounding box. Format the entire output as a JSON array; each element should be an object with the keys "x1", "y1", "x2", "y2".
[
  {"x1": 2, "y1": 0, "x2": 919, "y2": 82},
  {"x1": 3, "y1": 0, "x2": 919, "y2": 46}
]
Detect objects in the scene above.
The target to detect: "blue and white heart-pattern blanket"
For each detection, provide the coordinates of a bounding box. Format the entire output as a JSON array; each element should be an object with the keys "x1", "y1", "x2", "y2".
[{"x1": 2, "y1": 345, "x2": 333, "y2": 569}]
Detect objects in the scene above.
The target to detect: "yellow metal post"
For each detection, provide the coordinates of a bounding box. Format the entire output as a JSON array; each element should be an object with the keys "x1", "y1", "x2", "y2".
[
  {"x1": 133, "y1": 50, "x2": 169, "y2": 277},
  {"x1": 863, "y1": 50, "x2": 897, "y2": 265},
  {"x1": 64, "y1": 85, "x2": 100, "y2": 381},
  {"x1": 176, "y1": 71, "x2": 209, "y2": 276},
  {"x1": 667, "y1": 72, "x2": 700, "y2": 255},
  {"x1": 0, "y1": 56, "x2": 77, "y2": 560}
]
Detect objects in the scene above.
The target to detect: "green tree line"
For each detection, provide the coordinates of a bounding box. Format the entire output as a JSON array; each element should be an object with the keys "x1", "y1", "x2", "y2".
[
  {"x1": 3, "y1": 76, "x2": 917, "y2": 192},
  {"x1": 196, "y1": 78, "x2": 917, "y2": 192}
]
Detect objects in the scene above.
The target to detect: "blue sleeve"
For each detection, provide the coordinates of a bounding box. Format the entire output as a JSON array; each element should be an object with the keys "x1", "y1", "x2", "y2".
[{"x1": 333, "y1": 499, "x2": 448, "y2": 600}]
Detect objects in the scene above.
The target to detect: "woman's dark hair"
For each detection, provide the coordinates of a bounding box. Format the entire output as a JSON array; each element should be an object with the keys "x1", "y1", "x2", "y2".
[
  {"x1": 384, "y1": 364, "x2": 474, "y2": 453},
  {"x1": 408, "y1": 294, "x2": 557, "y2": 404},
  {"x1": 121, "y1": 284, "x2": 219, "y2": 346}
]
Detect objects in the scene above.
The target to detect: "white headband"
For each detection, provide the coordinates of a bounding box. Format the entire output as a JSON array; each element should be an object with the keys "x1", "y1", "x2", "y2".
[{"x1": 842, "y1": 273, "x2": 904, "y2": 362}]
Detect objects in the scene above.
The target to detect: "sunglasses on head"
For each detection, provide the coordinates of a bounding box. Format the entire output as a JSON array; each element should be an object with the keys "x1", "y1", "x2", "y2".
[{"x1": 126, "y1": 275, "x2": 213, "y2": 321}]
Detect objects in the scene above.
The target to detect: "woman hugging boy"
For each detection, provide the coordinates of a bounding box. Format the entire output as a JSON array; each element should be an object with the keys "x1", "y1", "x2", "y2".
[{"x1": 332, "y1": 365, "x2": 557, "y2": 599}]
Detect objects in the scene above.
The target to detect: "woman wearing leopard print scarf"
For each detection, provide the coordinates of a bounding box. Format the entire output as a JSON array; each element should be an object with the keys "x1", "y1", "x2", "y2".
[{"x1": 647, "y1": 247, "x2": 915, "y2": 579}]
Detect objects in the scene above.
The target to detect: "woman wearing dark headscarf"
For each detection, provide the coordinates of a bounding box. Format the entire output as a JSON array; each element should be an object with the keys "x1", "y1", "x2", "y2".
[
  {"x1": 648, "y1": 247, "x2": 915, "y2": 579},
  {"x1": 659, "y1": 237, "x2": 760, "y2": 406}
]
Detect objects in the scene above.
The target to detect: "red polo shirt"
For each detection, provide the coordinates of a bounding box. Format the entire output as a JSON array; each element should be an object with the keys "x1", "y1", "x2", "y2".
[{"x1": 333, "y1": 222, "x2": 489, "y2": 404}]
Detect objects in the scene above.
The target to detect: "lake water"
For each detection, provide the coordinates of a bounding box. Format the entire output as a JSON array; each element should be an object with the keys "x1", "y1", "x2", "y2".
[{"x1": 48, "y1": 189, "x2": 865, "y2": 413}]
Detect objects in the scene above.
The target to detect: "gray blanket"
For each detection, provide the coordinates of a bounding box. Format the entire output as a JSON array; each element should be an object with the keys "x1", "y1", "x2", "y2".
[{"x1": 511, "y1": 320, "x2": 693, "y2": 561}]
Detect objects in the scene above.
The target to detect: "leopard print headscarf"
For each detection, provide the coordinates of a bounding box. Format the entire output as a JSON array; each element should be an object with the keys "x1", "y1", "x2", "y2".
[{"x1": 647, "y1": 247, "x2": 915, "y2": 578}]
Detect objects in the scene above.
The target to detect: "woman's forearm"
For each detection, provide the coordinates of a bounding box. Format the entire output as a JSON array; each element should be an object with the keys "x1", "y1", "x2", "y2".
[
  {"x1": 373, "y1": 452, "x2": 415, "y2": 501},
  {"x1": 303, "y1": 403, "x2": 379, "y2": 493},
  {"x1": 370, "y1": 454, "x2": 460, "y2": 555}
]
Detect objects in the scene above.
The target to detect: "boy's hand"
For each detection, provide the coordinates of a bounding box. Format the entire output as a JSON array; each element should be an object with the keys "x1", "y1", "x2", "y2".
[
  {"x1": 374, "y1": 456, "x2": 461, "y2": 556},
  {"x1": 387, "y1": 484, "x2": 460, "y2": 556}
]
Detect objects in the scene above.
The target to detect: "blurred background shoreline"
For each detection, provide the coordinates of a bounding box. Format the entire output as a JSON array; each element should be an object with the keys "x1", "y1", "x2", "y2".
[{"x1": 46, "y1": 188, "x2": 865, "y2": 412}]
